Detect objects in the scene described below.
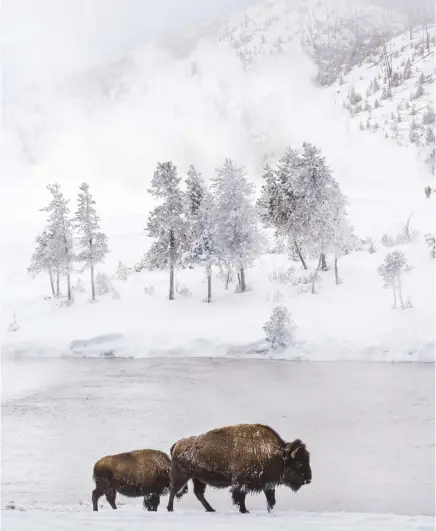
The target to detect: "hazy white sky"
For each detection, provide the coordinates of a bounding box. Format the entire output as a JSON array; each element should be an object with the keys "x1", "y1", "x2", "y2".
[{"x1": 2, "y1": 0, "x2": 255, "y2": 100}]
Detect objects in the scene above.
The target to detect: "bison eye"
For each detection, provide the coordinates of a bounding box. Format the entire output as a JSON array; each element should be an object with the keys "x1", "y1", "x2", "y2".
[{"x1": 296, "y1": 462, "x2": 303, "y2": 469}]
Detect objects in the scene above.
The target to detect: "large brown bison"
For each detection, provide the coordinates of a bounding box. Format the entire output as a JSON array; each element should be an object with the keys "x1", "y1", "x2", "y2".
[
  {"x1": 166, "y1": 423, "x2": 312, "y2": 513},
  {"x1": 92, "y1": 449, "x2": 188, "y2": 511}
]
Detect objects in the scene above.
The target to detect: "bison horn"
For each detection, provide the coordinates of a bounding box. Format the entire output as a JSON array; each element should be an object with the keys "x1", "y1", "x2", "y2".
[{"x1": 290, "y1": 447, "x2": 299, "y2": 459}]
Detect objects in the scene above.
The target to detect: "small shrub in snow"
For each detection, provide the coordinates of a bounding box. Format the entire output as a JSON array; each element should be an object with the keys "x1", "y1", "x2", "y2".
[
  {"x1": 377, "y1": 251, "x2": 410, "y2": 309},
  {"x1": 424, "y1": 234, "x2": 435, "y2": 258},
  {"x1": 263, "y1": 305, "x2": 294, "y2": 352},
  {"x1": 95, "y1": 272, "x2": 112, "y2": 295},
  {"x1": 396, "y1": 214, "x2": 419, "y2": 244},
  {"x1": 115, "y1": 261, "x2": 132, "y2": 281},
  {"x1": 144, "y1": 285, "x2": 155, "y2": 296},
  {"x1": 8, "y1": 314, "x2": 20, "y2": 332},
  {"x1": 381, "y1": 234, "x2": 396, "y2": 247},
  {"x1": 235, "y1": 283, "x2": 252, "y2": 294},
  {"x1": 175, "y1": 281, "x2": 191, "y2": 297},
  {"x1": 268, "y1": 265, "x2": 295, "y2": 284},
  {"x1": 72, "y1": 278, "x2": 85, "y2": 293}
]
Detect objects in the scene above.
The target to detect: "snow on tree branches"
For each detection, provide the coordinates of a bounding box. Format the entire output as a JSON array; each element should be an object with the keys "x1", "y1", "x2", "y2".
[
  {"x1": 212, "y1": 159, "x2": 262, "y2": 292},
  {"x1": 145, "y1": 161, "x2": 188, "y2": 300},
  {"x1": 377, "y1": 251, "x2": 410, "y2": 309},
  {"x1": 28, "y1": 229, "x2": 58, "y2": 298},
  {"x1": 257, "y1": 143, "x2": 348, "y2": 276},
  {"x1": 40, "y1": 183, "x2": 74, "y2": 303},
  {"x1": 263, "y1": 305, "x2": 294, "y2": 351},
  {"x1": 187, "y1": 189, "x2": 219, "y2": 303},
  {"x1": 74, "y1": 183, "x2": 109, "y2": 301}
]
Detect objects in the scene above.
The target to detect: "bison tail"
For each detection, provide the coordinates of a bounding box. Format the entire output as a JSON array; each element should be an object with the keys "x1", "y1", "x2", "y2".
[
  {"x1": 175, "y1": 483, "x2": 188, "y2": 500},
  {"x1": 170, "y1": 442, "x2": 176, "y2": 456}
]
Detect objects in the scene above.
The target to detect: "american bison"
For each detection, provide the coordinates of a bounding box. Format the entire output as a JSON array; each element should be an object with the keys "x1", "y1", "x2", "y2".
[
  {"x1": 92, "y1": 449, "x2": 188, "y2": 511},
  {"x1": 166, "y1": 423, "x2": 312, "y2": 513}
]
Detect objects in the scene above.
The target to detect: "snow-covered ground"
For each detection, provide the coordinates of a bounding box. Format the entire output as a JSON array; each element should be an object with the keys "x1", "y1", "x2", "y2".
[{"x1": 1, "y1": 358, "x2": 434, "y2": 522}]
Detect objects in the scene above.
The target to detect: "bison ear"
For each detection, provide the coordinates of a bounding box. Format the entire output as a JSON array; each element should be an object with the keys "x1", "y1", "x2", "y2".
[{"x1": 286, "y1": 439, "x2": 305, "y2": 460}]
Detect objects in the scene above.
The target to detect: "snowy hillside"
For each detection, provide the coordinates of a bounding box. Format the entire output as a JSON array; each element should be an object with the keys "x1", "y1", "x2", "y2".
[
  {"x1": 2, "y1": 0, "x2": 435, "y2": 362},
  {"x1": 335, "y1": 26, "x2": 435, "y2": 173}
]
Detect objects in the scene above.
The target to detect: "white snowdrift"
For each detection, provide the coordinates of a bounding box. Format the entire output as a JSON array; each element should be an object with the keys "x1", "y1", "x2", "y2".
[
  {"x1": 2, "y1": 508, "x2": 434, "y2": 531},
  {"x1": 2, "y1": 236, "x2": 434, "y2": 363}
]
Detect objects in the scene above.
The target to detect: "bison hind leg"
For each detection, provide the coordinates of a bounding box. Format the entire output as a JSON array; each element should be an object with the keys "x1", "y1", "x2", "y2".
[
  {"x1": 176, "y1": 483, "x2": 188, "y2": 500},
  {"x1": 105, "y1": 488, "x2": 117, "y2": 510},
  {"x1": 144, "y1": 493, "x2": 160, "y2": 511},
  {"x1": 231, "y1": 486, "x2": 249, "y2": 514},
  {"x1": 92, "y1": 486, "x2": 104, "y2": 511},
  {"x1": 193, "y1": 479, "x2": 215, "y2": 513}
]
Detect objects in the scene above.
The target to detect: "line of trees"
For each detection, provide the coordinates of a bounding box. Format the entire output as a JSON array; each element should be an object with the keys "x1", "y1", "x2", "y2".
[
  {"x1": 28, "y1": 143, "x2": 351, "y2": 304},
  {"x1": 145, "y1": 144, "x2": 351, "y2": 301},
  {"x1": 28, "y1": 183, "x2": 109, "y2": 302}
]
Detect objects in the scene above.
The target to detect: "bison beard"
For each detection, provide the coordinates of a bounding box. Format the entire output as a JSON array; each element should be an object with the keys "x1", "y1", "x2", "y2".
[
  {"x1": 92, "y1": 449, "x2": 188, "y2": 511},
  {"x1": 167, "y1": 423, "x2": 312, "y2": 513}
]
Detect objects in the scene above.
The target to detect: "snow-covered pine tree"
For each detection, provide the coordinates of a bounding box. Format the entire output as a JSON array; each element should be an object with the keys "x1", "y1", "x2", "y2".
[
  {"x1": 28, "y1": 229, "x2": 57, "y2": 297},
  {"x1": 294, "y1": 142, "x2": 347, "y2": 274},
  {"x1": 73, "y1": 183, "x2": 109, "y2": 301},
  {"x1": 41, "y1": 183, "x2": 74, "y2": 302},
  {"x1": 115, "y1": 261, "x2": 131, "y2": 281},
  {"x1": 8, "y1": 313, "x2": 20, "y2": 332},
  {"x1": 185, "y1": 165, "x2": 205, "y2": 217},
  {"x1": 212, "y1": 159, "x2": 262, "y2": 292},
  {"x1": 263, "y1": 305, "x2": 294, "y2": 351},
  {"x1": 258, "y1": 150, "x2": 308, "y2": 269},
  {"x1": 188, "y1": 190, "x2": 219, "y2": 302},
  {"x1": 377, "y1": 250, "x2": 409, "y2": 309},
  {"x1": 146, "y1": 161, "x2": 188, "y2": 300}
]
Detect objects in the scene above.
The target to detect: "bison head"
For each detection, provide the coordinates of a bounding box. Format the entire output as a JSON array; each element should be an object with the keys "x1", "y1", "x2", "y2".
[{"x1": 282, "y1": 439, "x2": 311, "y2": 492}]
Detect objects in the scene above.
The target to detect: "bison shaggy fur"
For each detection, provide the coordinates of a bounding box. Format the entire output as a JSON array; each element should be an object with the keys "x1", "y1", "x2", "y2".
[
  {"x1": 92, "y1": 449, "x2": 187, "y2": 511},
  {"x1": 167, "y1": 423, "x2": 312, "y2": 513}
]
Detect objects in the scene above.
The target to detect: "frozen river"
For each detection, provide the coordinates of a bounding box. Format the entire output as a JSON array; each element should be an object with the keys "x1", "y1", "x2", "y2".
[{"x1": 1, "y1": 357, "x2": 434, "y2": 518}]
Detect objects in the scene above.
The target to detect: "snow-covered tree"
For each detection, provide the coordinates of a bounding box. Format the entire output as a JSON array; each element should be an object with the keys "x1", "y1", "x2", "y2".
[
  {"x1": 115, "y1": 261, "x2": 131, "y2": 281},
  {"x1": 41, "y1": 183, "x2": 74, "y2": 302},
  {"x1": 28, "y1": 229, "x2": 57, "y2": 297},
  {"x1": 212, "y1": 159, "x2": 262, "y2": 292},
  {"x1": 263, "y1": 305, "x2": 294, "y2": 351},
  {"x1": 8, "y1": 313, "x2": 20, "y2": 332},
  {"x1": 424, "y1": 233, "x2": 435, "y2": 258},
  {"x1": 377, "y1": 251, "x2": 410, "y2": 309},
  {"x1": 185, "y1": 165, "x2": 205, "y2": 218},
  {"x1": 73, "y1": 183, "x2": 109, "y2": 301},
  {"x1": 95, "y1": 272, "x2": 112, "y2": 295},
  {"x1": 187, "y1": 190, "x2": 219, "y2": 302},
  {"x1": 145, "y1": 161, "x2": 188, "y2": 300}
]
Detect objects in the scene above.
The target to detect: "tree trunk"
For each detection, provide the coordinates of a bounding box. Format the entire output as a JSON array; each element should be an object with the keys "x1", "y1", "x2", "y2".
[
  {"x1": 66, "y1": 271, "x2": 72, "y2": 302},
  {"x1": 240, "y1": 268, "x2": 246, "y2": 292},
  {"x1": 206, "y1": 265, "x2": 212, "y2": 303},
  {"x1": 320, "y1": 253, "x2": 328, "y2": 271},
  {"x1": 294, "y1": 239, "x2": 308, "y2": 270},
  {"x1": 90, "y1": 261, "x2": 96, "y2": 301},
  {"x1": 311, "y1": 255, "x2": 323, "y2": 295},
  {"x1": 392, "y1": 282, "x2": 397, "y2": 309},
  {"x1": 397, "y1": 277, "x2": 405, "y2": 309},
  {"x1": 56, "y1": 268, "x2": 60, "y2": 298},
  {"x1": 225, "y1": 269, "x2": 231, "y2": 290},
  {"x1": 48, "y1": 268, "x2": 55, "y2": 297},
  {"x1": 334, "y1": 257, "x2": 340, "y2": 285},
  {"x1": 169, "y1": 229, "x2": 175, "y2": 301}
]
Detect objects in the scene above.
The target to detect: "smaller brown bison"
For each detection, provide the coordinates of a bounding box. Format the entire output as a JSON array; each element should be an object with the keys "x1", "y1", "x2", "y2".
[
  {"x1": 167, "y1": 423, "x2": 312, "y2": 513},
  {"x1": 92, "y1": 449, "x2": 188, "y2": 511}
]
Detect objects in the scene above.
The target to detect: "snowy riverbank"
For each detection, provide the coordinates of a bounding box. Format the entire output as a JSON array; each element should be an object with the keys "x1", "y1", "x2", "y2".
[{"x1": 2, "y1": 237, "x2": 434, "y2": 363}]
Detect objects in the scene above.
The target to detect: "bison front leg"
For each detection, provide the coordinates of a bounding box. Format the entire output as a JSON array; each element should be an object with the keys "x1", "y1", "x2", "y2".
[
  {"x1": 192, "y1": 479, "x2": 216, "y2": 512},
  {"x1": 231, "y1": 487, "x2": 249, "y2": 513},
  {"x1": 263, "y1": 487, "x2": 276, "y2": 513}
]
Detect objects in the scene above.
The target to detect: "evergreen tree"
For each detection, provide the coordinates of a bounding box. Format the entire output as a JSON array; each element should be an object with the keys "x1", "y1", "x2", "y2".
[
  {"x1": 73, "y1": 183, "x2": 109, "y2": 301},
  {"x1": 185, "y1": 165, "x2": 205, "y2": 217},
  {"x1": 145, "y1": 161, "x2": 188, "y2": 300},
  {"x1": 212, "y1": 159, "x2": 262, "y2": 292},
  {"x1": 28, "y1": 229, "x2": 57, "y2": 297},
  {"x1": 263, "y1": 305, "x2": 294, "y2": 351},
  {"x1": 188, "y1": 190, "x2": 219, "y2": 302},
  {"x1": 41, "y1": 183, "x2": 74, "y2": 302},
  {"x1": 377, "y1": 251, "x2": 409, "y2": 309}
]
